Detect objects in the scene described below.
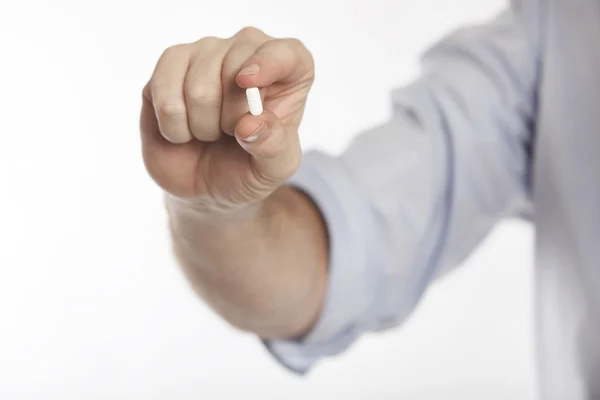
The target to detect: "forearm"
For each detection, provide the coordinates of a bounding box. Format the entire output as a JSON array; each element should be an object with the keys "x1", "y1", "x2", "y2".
[{"x1": 166, "y1": 185, "x2": 328, "y2": 339}]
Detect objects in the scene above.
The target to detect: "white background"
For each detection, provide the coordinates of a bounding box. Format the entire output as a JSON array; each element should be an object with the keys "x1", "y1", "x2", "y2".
[{"x1": 0, "y1": 0, "x2": 537, "y2": 398}]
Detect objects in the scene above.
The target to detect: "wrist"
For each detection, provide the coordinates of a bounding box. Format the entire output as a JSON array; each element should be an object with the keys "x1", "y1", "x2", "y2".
[{"x1": 164, "y1": 192, "x2": 265, "y2": 222}]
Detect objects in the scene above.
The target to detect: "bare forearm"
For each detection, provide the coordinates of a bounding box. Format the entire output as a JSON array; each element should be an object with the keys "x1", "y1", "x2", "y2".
[{"x1": 166, "y1": 185, "x2": 328, "y2": 339}]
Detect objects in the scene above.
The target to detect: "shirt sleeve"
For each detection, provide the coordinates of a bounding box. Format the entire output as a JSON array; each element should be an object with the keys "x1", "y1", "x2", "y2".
[{"x1": 263, "y1": 0, "x2": 544, "y2": 374}]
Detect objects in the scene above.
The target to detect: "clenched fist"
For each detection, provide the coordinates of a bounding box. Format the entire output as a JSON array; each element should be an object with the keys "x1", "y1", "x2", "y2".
[{"x1": 140, "y1": 27, "x2": 314, "y2": 211}]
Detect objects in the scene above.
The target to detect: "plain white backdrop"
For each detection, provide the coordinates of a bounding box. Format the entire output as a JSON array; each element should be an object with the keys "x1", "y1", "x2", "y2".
[{"x1": 0, "y1": 0, "x2": 536, "y2": 398}]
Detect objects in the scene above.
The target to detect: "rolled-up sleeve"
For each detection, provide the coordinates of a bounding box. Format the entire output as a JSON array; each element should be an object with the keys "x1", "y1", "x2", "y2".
[{"x1": 264, "y1": 0, "x2": 543, "y2": 374}]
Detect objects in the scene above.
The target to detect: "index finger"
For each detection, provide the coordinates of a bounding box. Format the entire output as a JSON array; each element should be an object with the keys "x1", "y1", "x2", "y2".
[{"x1": 235, "y1": 38, "x2": 314, "y2": 89}]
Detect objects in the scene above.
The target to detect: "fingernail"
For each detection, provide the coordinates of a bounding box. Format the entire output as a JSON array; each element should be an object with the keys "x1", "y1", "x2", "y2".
[
  {"x1": 241, "y1": 121, "x2": 266, "y2": 143},
  {"x1": 238, "y1": 64, "x2": 260, "y2": 77}
]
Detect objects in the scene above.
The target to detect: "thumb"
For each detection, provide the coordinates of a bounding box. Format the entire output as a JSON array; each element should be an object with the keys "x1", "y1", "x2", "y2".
[
  {"x1": 235, "y1": 38, "x2": 314, "y2": 88},
  {"x1": 234, "y1": 109, "x2": 301, "y2": 185}
]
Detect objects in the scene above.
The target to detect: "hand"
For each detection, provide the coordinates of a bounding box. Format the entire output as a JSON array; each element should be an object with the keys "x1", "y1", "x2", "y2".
[{"x1": 140, "y1": 27, "x2": 314, "y2": 211}]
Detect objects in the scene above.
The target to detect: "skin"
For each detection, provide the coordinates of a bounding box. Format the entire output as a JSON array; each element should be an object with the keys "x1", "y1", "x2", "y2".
[{"x1": 140, "y1": 27, "x2": 328, "y2": 339}]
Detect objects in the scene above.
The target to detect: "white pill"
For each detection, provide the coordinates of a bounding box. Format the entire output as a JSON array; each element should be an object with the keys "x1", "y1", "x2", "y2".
[{"x1": 245, "y1": 87, "x2": 263, "y2": 116}]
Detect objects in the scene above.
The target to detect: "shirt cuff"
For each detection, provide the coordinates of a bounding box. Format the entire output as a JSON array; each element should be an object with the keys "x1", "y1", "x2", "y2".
[{"x1": 262, "y1": 150, "x2": 380, "y2": 374}]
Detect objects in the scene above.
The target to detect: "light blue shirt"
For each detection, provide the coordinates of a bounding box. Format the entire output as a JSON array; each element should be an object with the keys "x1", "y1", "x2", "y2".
[{"x1": 264, "y1": 0, "x2": 600, "y2": 398}]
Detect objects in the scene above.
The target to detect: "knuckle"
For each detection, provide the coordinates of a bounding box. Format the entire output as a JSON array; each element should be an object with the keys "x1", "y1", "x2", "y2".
[
  {"x1": 161, "y1": 43, "x2": 189, "y2": 59},
  {"x1": 222, "y1": 41, "x2": 257, "y2": 76},
  {"x1": 279, "y1": 37, "x2": 313, "y2": 62},
  {"x1": 280, "y1": 41, "x2": 300, "y2": 64},
  {"x1": 277, "y1": 38, "x2": 302, "y2": 55},
  {"x1": 228, "y1": 40, "x2": 257, "y2": 55},
  {"x1": 236, "y1": 26, "x2": 262, "y2": 38},
  {"x1": 185, "y1": 82, "x2": 222, "y2": 108},
  {"x1": 283, "y1": 37, "x2": 304, "y2": 50},
  {"x1": 155, "y1": 101, "x2": 187, "y2": 119},
  {"x1": 195, "y1": 36, "x2": 221, "y2": 49},
  {"x1": 283, "y1": 38, "x2": 314, "y2": 68}
]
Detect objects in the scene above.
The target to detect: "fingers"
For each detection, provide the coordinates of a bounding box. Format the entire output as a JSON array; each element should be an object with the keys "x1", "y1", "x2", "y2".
[
  {"x1": 220, "y1": 39, "x2": 267, "y2": 135},
  {"x1": 184, "y1": 38, "x2": 232, "y2": 142},
  {"x1": 148, "y1": 28, "x2": 312, "y2": 153},
  {"x1": 234, "y1": 109, "x2": 301, "y2": 184},
  {"x1": 235, "y1": 38, "x2": 314, "y2": 89},
  {"x1": 141, "y1": 83, "x2": 199, "y2": 197},
  {"x1": 150, "y1": 39, "x2": 232, "y2": 144},
  {"x1": 149, "y1": 44, "x2": 194, "y2": 144}
]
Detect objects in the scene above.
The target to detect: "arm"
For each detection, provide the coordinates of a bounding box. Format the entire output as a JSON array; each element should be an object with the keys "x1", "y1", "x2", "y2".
[
  {"x1": 144, "y1": 0, "x2": 542, "y2": 373},
  {"x1": 263, "y1": 0, "x2": 544, "y2": 372},
  {"x1": 140, "y1": 28, "x2": 328, "y2": 340},
  {"x1": 166, "y1": 186, "x2": 328, "y2": 339}
]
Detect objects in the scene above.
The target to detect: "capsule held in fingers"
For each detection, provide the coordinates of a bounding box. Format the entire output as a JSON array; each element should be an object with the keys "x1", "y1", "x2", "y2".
[{"x1": 246, "y1": 87, "x2": 263, "y2": 116}]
